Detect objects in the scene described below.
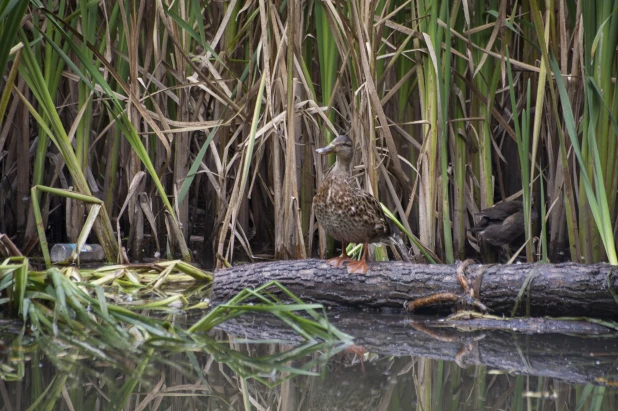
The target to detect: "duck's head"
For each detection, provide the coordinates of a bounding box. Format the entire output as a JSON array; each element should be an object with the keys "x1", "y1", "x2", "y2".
[{"x1": 316, "y1": 135, "x2": 354, "y2": 164}]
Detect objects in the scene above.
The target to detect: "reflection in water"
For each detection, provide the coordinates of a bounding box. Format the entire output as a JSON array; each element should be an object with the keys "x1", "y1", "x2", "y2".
[{"x1": 1, "y1": 313, "x2": 618, "y2": 410}]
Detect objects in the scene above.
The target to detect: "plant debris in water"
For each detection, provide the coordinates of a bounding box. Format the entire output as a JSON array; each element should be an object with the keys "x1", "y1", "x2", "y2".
[{"x1": 0, "y1": 257, "x2": 352, "y2": 408}]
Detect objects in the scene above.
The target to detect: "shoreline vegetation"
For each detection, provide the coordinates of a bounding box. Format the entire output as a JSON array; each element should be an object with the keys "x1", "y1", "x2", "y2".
[
  {"x1": 1, "y1": 1, "x2": 618, "y2": 408},
  {"x1": 0, "y1": 1, "x2": 615, "y2": 270}
]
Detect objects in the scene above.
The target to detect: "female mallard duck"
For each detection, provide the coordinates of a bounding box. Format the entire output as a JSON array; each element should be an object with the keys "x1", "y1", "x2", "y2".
[
  {"x1": 469, "y1": 199, "x2": 537, "y2": 246},
  {"x1": 313, "y1": 135, "x2": 405, "y2": 274}
]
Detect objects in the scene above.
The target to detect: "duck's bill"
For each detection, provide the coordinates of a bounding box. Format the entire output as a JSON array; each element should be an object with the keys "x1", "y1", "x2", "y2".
[{"x1": 316, "y1": 143, "x2": 336, "y2": 154}]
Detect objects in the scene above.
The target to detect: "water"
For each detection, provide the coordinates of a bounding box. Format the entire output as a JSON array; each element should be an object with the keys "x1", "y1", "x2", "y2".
[{"x1": 1, "y1": 311, "x2": 617, "y2": 410}]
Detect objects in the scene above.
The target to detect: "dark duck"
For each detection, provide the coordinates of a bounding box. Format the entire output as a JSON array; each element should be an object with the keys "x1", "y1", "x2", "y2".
[
  {"x1": 313, "y1": 135, "x2": 408, "y2": 274},
  {"x1": 469, "y1": 199, "x2": 537, "y2": 247}
]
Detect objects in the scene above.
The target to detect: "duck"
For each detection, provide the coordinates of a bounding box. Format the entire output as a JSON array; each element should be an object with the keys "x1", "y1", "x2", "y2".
[
  {"x1": 313, "y1": 135, "x2": 408, "y2": 274},
  {"x1": 469, "y1": 199, "x2": 537, "y2": 246}
]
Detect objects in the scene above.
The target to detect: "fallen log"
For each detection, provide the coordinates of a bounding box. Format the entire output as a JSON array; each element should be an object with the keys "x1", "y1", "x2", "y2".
[{"x1": 213, "y1": 259, "x2": 618, "y2": 320}]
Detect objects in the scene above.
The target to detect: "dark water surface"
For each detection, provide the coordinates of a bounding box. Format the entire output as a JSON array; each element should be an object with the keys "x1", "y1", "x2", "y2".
[{"x1": 1, "y1": 311, "x2": 617, "y2": 410}]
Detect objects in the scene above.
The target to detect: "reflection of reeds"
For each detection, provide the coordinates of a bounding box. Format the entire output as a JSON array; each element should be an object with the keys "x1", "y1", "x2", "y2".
[
  {"x1": 0, "y1": 1, "x2": 616, "y2": 266},
  {"x1": 5, "y1": 343, "x2": 616, "y2": 410},
  {"x1": 0, "y1": 262, "x2": 350, "y2": 408}
]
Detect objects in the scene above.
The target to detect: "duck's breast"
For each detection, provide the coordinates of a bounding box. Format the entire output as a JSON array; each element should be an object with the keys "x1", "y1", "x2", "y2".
[{"x1": 313, "y1": 176, "x2": 389, "y2": 244}]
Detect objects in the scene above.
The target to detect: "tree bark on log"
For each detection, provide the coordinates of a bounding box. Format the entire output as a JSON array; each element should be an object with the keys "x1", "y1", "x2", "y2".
[{"x1": 213, "y1": 259, "x2": 618, "y2": 319}]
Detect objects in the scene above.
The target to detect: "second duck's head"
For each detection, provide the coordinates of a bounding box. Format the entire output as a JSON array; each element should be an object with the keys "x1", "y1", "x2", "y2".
[{"x1": 316, "y1": 135, "x2": 354, "y2": 165}]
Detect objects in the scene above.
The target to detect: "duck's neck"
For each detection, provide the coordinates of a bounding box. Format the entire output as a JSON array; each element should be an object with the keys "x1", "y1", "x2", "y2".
[{"x1": 331, "y1": 159, "x2": 351, "y2": 177}]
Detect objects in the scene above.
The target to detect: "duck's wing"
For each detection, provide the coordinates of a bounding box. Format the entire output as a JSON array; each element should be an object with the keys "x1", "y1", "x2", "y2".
[
  {"x1": 347, "y1": 187, "x2": 391, "y2": 240},
  {"x1": 476, "y1": 201, "x2": 523, "y2": 221},
  {"x1": 468, "y1": 218, "x2": 489, "y2": 233}
]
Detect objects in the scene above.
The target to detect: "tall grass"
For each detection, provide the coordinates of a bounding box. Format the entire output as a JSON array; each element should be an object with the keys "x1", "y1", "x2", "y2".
[{"x1": 0, "y1": 1, "x2": 615, "y2": 266}]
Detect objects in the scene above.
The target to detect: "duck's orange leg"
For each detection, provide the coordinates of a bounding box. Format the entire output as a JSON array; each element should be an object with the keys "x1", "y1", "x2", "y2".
[
  {"x1": 347, "y1": 242, "x2": 369, "y2": 274},
  {"x1": 326, "y1": 242, "x2": 354, "y2": 267}
]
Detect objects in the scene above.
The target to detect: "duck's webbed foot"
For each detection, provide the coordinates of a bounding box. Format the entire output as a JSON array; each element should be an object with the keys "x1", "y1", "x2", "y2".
[
  {"x1": 346, "y1": 242, "x2": 369, "y2": 274},
  {"x1": 327, "y1": 255, "x2": 354, "y2": 268},
  {"x1": 325, "y1": 242, "x2": 354, "y2": 268},
  {"x1": 346, "y1": 258, "x2": 368, "y2": 274}
]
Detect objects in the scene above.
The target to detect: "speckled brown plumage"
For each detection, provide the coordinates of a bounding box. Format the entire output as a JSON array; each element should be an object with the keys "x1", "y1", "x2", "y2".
[
  {"x1": 469, "y1": 200, "x2": 537, "y2": 246},
  {"x1": 313, "y1": 135, "x2": 392, "y2": 273},
  {"x1": 314, "y1": 173, "x2": 391, "y2": 245}
]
